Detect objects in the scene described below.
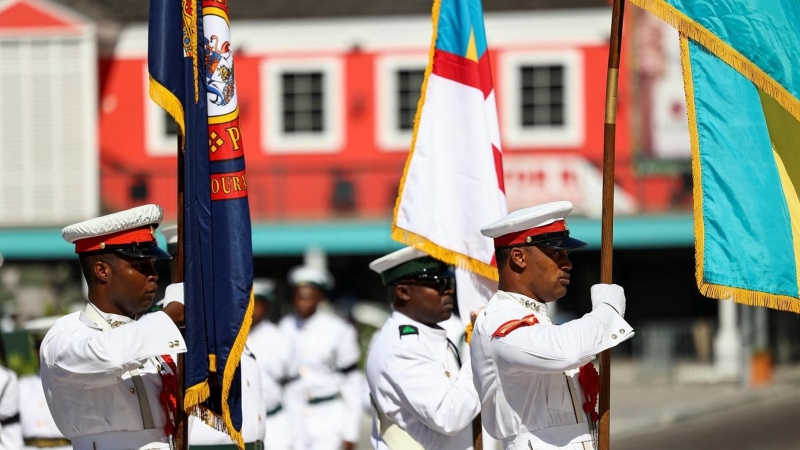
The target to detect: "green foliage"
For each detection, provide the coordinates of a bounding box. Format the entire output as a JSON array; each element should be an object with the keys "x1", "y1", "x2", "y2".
[
  {"x1": 3, "y1": 331, "x2": 37, "y2": 376},
  {"x1": 7, "y1": 352, "x2": 37, "y2": 376},
  {"x1": 355, "y1": 322, "x2": 378, "y2": 370}
]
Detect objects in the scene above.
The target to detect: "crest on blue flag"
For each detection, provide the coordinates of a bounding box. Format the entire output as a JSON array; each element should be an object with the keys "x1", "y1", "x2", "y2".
[{"x1": 148, "y1": 0, "x2": 254, "y2": 447}]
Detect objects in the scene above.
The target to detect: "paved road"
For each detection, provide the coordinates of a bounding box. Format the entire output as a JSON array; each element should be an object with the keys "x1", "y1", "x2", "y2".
[{"x1": 613, "y1": 391, "x2": 800, "y2": 450}]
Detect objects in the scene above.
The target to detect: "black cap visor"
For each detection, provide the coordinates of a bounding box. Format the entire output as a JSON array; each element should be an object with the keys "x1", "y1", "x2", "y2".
[
  {"x1": 497, "y1": 230, "x2": 587, "y2": 251},
  {"x1": 112, "y1": 243, "x2": 172, "y2": 260},
  {"x1": 414, "y1": 267, "x2": 456, "y2": 280},
  {"x1": 536, "y1": 236, "x2": 587, "y2": 250}
]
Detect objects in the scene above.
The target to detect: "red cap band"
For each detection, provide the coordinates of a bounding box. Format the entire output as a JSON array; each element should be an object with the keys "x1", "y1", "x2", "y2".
[
  {"x1": 493, "y1": 220, "x2": 567, "y2": 248},
  {"x1": 74, "y1": 226, "x2": 156, "y2": 254}
]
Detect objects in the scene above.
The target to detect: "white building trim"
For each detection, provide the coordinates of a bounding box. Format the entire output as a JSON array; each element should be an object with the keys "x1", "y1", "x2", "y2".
[
  {"x1": 114, "y1": 9, "x2": 611, "y2": 57},
  {"x1": 260, "y1": 57, "x2": 344, "y2": 154},
  {"x1": 499, "y1": 49, "x2": 584, "y2": 149},
  {"x1": 374, "y1": 53, "x2": 427, "y2": 151}
]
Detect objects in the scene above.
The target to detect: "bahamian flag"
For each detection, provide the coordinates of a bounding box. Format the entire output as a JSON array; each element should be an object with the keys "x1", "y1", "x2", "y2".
[
  {"x1": 148, "y1": 0, "x2": 253, "y2": 446},
  {"x1": 630, "y1": 0, "x2": 800, "y2": 312},
  {"x1": 392, "y1": 0, "x2": 507, "y2": 320}
]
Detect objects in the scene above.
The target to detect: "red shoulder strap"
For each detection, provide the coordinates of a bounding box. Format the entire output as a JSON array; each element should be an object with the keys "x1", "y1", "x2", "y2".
[{"x1": 492, "y1": 314, "x2": 539, "y2": 338}]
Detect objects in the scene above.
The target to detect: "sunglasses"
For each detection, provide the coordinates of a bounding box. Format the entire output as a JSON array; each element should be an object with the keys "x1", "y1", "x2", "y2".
[{"x1": 402, "y1": 274, "x2": 456, "y2": 294}]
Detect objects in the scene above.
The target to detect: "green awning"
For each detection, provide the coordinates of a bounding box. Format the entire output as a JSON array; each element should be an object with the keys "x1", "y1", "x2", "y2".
[{"x1": 0, "y1": 214, "x2": 694, "y2": 260}]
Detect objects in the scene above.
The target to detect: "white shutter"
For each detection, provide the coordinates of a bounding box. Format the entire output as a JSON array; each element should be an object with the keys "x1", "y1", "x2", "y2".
[{"x1": 0, "y1": 32, "x2": 98, "y2": 226}]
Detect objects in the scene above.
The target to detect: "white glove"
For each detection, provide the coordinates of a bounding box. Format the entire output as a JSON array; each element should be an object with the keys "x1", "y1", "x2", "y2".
[
  {"x1": 160, "y1": 282, "x2": 184, "y2": 308},
  {"x1": 590, "y1": 283, "x2": 626, "y2": 317}
]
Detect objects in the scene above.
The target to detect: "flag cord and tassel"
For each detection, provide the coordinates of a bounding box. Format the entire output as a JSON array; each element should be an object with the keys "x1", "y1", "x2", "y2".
[{"x1": 598, "y1": 0, "x2": 625, "y2": 449}]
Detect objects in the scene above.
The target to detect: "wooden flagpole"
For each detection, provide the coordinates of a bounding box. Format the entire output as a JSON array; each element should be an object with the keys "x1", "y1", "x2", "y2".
[
  {"x1": 176, "y1": 137, "x2": 188, "y2": 450},
  {"x1": 472, "y1": 415, "x2": 483, "y2": 450},
  {"x1": 598, "y1": 0, "x2": 625, "y2": 449}
]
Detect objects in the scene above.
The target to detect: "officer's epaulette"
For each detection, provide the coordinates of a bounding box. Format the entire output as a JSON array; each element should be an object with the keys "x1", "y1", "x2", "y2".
[{"x1": 398, "y1": 325, "x2": 419, "y2": 338}]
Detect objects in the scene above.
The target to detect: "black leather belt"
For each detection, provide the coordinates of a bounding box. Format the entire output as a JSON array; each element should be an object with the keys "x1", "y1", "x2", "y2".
[
  {"x1": 0, "y1": 413, "x2": 19, "y2": 426},
  {"x1": 307, "y1": 393, "x2": 339, "y2": 405},
  {"x1": 191, "y1": 441, "x2": 264, "y2": 450}
]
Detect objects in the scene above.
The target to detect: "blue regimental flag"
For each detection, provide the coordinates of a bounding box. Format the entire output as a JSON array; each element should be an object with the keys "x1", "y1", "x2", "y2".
[
  {"x1": 630, "y1": 0, "x2": 800, "y2": 312},
  {"x1": 148, "y1": 0, "x2": 253, "y2": 446}
]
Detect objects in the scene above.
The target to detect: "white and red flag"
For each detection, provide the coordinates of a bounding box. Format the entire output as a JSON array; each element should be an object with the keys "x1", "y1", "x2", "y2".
[{"x1": 392, "y1": 0, "x2": 507, "y2": 320}]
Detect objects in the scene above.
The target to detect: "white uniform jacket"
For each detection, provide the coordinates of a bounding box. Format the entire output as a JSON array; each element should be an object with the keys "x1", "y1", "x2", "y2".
[
  {"x1": 471, "y1": 291, "x2": 633, "y2": 450},
  {"x1": 39, "y1": 306, "x2": 187, "y2": 450},
  {"x1": 189, "y1": 344, "x2": 267, "y2": 446},
  {"x1": 367, "y1": 312, "x2": 479, "y2": 450},
  {"x1": 278, "y1": 311, "x2": 361, "y2": 449},
  {"x1": 249, "y1": 321, "x2": 295, "y2": 450},
  {"x1": 19, "y1": 374, "x2": 71, "y2": 449},
  {"x1": 0, "y1": 365, "x2": 23, "y2": 450}
]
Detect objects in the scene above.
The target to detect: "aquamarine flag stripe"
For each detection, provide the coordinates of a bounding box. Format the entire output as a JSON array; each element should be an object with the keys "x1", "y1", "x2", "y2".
[
  {"x1": 690, "y1": 40, "x2": 798, "y2": 297},
  {"x1": 436, "y1": 0, "x2": 488, "y2": 58},
  {"x1": 662, "y1": 0, "x2": 800, "y2": 104}
]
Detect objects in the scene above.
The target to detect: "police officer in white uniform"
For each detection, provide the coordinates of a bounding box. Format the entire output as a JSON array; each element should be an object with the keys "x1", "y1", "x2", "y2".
[
  {"x1": 20, "y1": 316, "x2": 71, "y2": 450},
  {"x1": 471, "y1": 201, "x2": 634, "y2": 450},
  {"x1": 158, "y1": 225, "x2": 267, "y2": 450},
  {"x1": 278, "y1": 266, "x2": 361, "y2": 450},
  {"x1": 40, "y1": 205, "x2": 187, "y2": 450},
  {"x1": 248, "y1": 279, "x2": 295, "y2": 450},
  {"x1": 367, "y1": 247, "x2": 480, "y2": 450}
]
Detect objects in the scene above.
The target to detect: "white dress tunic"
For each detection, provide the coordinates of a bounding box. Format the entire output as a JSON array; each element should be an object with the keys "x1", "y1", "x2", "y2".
[
  {"x1": 367, "y1": 311, "x2": 480, "y2": 450},
  {"x1": 249, "y1": 320, "x2": 295, "y2": 450},
  {"x1": 19, "y1": 373, "x2": 71, "y2": 450},
  {"x1": 471, "y1": 291, "x2": 633, "y2": 450},
  {"x1": 278, "y1": 310, "x2": 361, "y2": 450},
  {"x1": 39, "y1": 306, "x2": 186, "y2": 450}
]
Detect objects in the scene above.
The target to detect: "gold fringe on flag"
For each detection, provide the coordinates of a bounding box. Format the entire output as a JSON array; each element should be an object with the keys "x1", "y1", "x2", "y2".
[
  {"x1": 219, "y1": 291, "x2": 254, "y2": 449},
  {"x1": 391, "y1": 228, "x2": 499, "y2": 281},
  {"x1": 630, "y1": 0, "x2": 800, "y2": 122},
  {"x1": 148, "y1": 76, "x2": 185, "y2": 148},
  {"x1": 183, "y1": 380, "x2": 211, "y2": 414},
  {"x1": 182, "y1": 292, "x2": 254, "y2": 450},
  {"x1": 679, "y1": 36, "x2": 800, "y2": 314}
]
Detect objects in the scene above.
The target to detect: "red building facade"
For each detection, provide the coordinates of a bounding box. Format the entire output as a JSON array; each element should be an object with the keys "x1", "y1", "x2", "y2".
[{"x1": 97, "y1": 9, "x2": 650, "y2": 222}]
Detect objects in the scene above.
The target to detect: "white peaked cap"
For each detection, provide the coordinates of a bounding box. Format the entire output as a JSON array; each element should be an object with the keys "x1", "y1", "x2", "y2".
[
  {"x1": 61, "y1": 204, "x2": 165, "y2": 244},
  {"x1": 253, "y1": 278, "x2": 276, "y2": 300},
  {"x1": 368, "y1": 246, "x2": 428, "y2": 275},
  {"x1": 480, "y1": 201, "x2": 586, "y2": 250},
  {"x1": 161, "y1": 224, "x2": 178, "y2": 245},
  {"x1": 480, "y1": 201, "x2": 574, "y2": 238},
  {"x1": 288, "y1": 265, "x2": 334, "y2": 290}
]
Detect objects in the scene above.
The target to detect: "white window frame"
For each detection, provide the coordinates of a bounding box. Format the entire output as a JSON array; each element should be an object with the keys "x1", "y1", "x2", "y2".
[
  {"x1": 144, "y1": 64, "x2": 180, "y2": 157},
  {"x1": 500, "y1": 50, "x2": 584, "y2": 148},
  {"x1": 375, "y1": 54, "x2": 428, "y2": 151},
  {"x1": 260, "y1": 58, "x2": 343, "y2": 154}
]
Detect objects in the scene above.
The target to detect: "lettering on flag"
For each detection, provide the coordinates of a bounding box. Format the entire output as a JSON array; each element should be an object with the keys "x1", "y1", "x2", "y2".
[{"x1": 210, "y1": 171, "x2": 248, "y2": 200}]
